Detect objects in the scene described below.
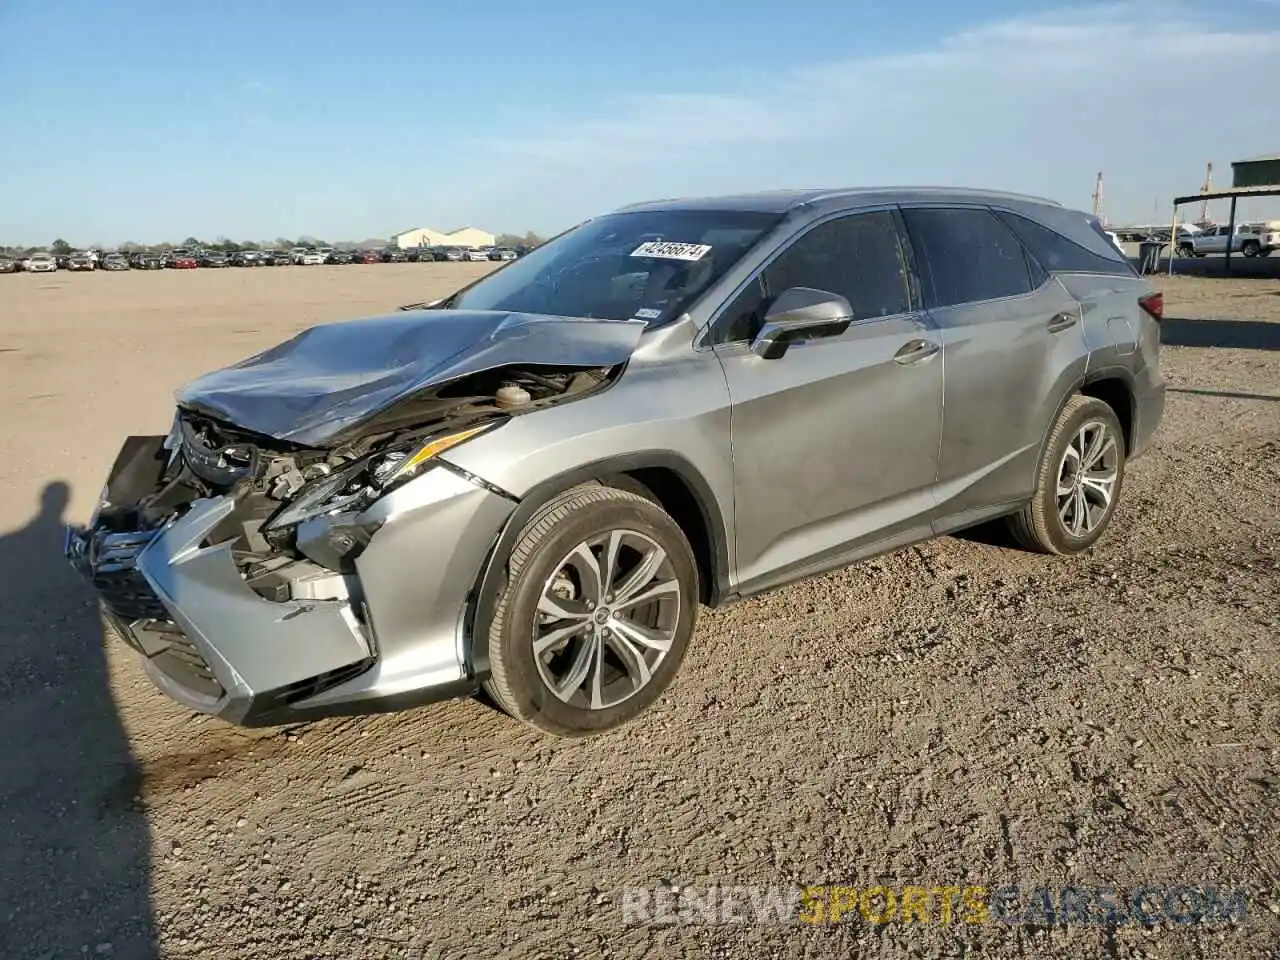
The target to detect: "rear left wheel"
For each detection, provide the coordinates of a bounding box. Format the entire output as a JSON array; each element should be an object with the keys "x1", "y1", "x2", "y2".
[
  {"x1": 1007, "y1": 395, "x2": 1126, "y2": 555},
  {"x1": 482, "y1": 483, "x2": 698, "y2": 737}
]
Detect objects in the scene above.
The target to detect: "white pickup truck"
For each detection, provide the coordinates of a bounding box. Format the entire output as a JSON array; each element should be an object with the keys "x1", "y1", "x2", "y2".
[{"x1": 1178, "y1": 223, "x2": 1280, "y2": 258}]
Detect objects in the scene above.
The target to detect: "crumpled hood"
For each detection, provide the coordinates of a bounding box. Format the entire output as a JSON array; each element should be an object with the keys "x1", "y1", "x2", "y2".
[{"x1": 176, "y1": 309, "x2": 646, "y2": 445}]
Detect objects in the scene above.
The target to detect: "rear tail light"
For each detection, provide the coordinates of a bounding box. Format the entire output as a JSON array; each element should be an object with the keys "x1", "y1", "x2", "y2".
[{"x1": 1138, "y1": 292, "x2": 1163, "y2": 322}]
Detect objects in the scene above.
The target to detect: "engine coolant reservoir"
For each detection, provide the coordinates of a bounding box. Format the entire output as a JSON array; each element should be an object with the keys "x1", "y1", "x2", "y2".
[{"x1": 495, "y1": 384, "x2": 532, "y2": 408}]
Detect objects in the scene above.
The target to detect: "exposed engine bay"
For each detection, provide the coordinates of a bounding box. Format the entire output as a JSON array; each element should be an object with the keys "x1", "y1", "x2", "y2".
[{"x1": 95, "y1": 364, "x2": 614, "y2": 594}]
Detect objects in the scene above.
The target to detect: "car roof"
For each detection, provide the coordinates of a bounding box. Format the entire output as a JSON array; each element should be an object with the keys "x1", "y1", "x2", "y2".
[{"x1": 613, "y1": 186, "x2": 1062, "y2": 215}]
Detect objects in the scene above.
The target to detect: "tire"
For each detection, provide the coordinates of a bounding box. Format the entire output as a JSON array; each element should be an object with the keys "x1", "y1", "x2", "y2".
[
  {"x1": 1176, "y1": 244, "x2": 1193, "y2": 258},
  {"x1": 1242, "y1": 241, "x2": 1260, "y2": 258},
  {"x1": 482, "y1": 483, "x2": 698, "y2": 737},
  {"x1": 1006, "y1": 395, "x2": 1126, "y2": 555}
]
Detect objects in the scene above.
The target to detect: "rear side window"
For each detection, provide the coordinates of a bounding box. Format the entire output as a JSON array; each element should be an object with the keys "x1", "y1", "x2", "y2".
[
  {"x1": 902, "y1": 208, "x2": 1033, "y2": 308},
  {"x1": 996, "y1": 211, "x2": 1134, "y2": 277}
]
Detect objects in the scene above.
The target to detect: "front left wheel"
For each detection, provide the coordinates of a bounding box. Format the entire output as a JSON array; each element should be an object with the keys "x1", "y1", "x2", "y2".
[{"x1": 481, "y1": 483, "x2": 699, "y2": 737}]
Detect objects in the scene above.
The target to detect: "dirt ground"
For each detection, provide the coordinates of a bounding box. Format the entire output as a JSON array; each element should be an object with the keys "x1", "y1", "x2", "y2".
[{"x1": 1, "y1": 265, "x2": 1277, "y2": 959}]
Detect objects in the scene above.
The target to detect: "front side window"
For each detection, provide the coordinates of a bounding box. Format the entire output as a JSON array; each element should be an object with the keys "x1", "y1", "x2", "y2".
[
  {"x1": 903, "y1": 207, "x2": 1033, "y2": 308},
  {"x1": 716, "y1": 211, "x2": 912, "y2": 342},
  {"x1": 447, "y1": 209, "x2": 782, "y2": 326}
]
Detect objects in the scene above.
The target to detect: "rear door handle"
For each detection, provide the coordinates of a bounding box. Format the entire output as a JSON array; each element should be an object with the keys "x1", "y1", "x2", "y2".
[
  {"x1": 894, "y1": 339, "x2": 940, "y2": 364},
  {"x1": 1047, "y1": 311, "x2": 1078, "y2": 333}
]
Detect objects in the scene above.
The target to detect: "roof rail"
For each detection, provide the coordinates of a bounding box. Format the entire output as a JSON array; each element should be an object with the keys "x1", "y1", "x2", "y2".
[{"x1": 797, "y1": 186, "x2": 1063, "y2": 209}]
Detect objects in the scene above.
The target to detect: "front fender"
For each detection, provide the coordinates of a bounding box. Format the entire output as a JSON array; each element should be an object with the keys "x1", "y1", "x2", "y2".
[{"x1": 460, "y1": 449, "x2": 732, "y2": 680}]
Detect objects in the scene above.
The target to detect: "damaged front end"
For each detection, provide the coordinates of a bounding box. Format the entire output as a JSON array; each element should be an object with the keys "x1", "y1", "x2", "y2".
[
  {"x1": 65, "y1": 418, "x2": 387, "y2": 724},
  {"x1": 67, "y1": 335, "x2": 629, "y2": 724}
]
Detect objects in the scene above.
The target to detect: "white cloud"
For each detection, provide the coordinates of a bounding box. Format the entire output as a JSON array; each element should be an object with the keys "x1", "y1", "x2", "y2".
[{"x1": 465, "y1": 3, "x2": 1280, "y2": 229}]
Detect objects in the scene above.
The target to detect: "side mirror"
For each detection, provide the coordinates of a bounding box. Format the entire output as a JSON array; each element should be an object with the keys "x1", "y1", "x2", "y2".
[{"x1": 751, "y1": 287, "x2": 853, "y2": 359}]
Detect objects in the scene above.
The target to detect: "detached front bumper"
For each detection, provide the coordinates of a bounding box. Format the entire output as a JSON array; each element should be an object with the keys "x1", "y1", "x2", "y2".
[{"x1": 68, "y1": 449, "x2": 516, "y2": 726}]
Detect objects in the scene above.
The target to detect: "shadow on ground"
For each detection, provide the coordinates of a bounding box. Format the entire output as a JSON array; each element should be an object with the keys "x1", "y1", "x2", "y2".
[
  {"x1": 1154, "y1": 255, "x2": 1280, "y2": 280},
  {"x1": 949, "y1": 518, "x2": 1022, "y2": 549},
  {"x1": 1160, "y1": 317, "x2": 1280, "y2": 351},
  {"x1": 0, "y1": 482, "x2": 156, "y2": 958},
  {"x1": 1168, "y1": 386, "x2": 1280, "y2": 402}
]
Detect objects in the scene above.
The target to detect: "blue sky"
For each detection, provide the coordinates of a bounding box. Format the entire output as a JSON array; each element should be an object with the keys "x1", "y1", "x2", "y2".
[{"x1": 1, "y1": 0, "x2": 1278, "y2": 246}]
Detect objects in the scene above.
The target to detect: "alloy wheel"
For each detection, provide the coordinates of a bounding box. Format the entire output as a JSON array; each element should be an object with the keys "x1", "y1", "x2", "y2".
[
  {"x1": 1056, "y1": 419, "x2": 1119, "y2": 537},
  {"x1": 532, "y1": 529, "x2": 681, "y2": 710}
]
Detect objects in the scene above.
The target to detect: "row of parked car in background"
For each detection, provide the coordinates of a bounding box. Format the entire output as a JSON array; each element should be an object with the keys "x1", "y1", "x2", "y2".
[{"x1": 0, "y1": 244, "x2": 525, "y2": 274}]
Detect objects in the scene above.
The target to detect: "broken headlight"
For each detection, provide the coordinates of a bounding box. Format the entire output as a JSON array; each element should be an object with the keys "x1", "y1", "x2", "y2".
[{"x1": 262, "y1": 422, "x2": 498, "y2": 532}]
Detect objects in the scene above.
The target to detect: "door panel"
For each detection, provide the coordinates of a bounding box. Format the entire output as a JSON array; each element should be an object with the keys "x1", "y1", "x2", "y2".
[
  {"x1": 715, "y1": 315, "x2": 942, "y2": 589},
  {"x1": 928, "y1": 280, "x2": 1085, "y2": 515},
  {"x1": 900, "y1": 205, "x2": 1090, "y2": 520}
]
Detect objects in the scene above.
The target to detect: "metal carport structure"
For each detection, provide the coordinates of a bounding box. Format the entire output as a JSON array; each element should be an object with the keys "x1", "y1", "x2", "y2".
[{"x1": 1168, "y1": 154, "x2": 1280, "y2": 275}]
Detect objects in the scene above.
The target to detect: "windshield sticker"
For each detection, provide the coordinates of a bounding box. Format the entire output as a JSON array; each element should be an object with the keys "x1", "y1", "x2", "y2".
[
  {"x1": 633, "y1": 307, "x2": 663, "y2": 320},
  {"x1": 630, "y1": 241, "x2": 711, "y2": 261}
]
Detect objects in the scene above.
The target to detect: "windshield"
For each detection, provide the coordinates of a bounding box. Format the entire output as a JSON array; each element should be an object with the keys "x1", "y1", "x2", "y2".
[{"x1": 448, "y1": 209, "x2": 782, "y2": 324}]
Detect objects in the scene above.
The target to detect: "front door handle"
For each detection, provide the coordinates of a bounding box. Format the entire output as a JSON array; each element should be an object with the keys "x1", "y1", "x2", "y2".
[
  {"x1": 894, "y1": 339, "x2": 940, "y2": 364},
  {"x1": 1047, "y1": 311, "x2": 1078, "y2": 333}
]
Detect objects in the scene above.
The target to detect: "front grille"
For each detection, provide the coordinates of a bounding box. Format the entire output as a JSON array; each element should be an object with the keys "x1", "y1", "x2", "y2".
[
  {"x1": 74, "y1": 524, "x2": 227, "y2": 701},
  {"x1": 78, "y1": 528, "x2": 170, "y2": 622},
  {"x1": 96, "y1": 566, "x2": 170, "y2": 622},
  {"x1": 80, "y1": 527, "x2": 167, "y2": 624}
]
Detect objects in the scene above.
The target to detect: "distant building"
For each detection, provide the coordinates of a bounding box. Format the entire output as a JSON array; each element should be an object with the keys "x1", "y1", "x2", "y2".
[
  {"x1": 391, "y1": 226, "x2": 495, "y2": 249},
  {"x1": 1231, "y1": 154, "x2": 1280, "y2": 190}
]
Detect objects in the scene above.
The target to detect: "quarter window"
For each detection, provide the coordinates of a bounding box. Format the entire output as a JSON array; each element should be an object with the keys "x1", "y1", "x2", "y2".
[
  {"x1": 718, "y1": 277, "x2": 767, "y2": 344},
  {"x1": 902, "y1": 208, "x2": 1033, "y2": 308},
  {"x1": 995, "y1": 210, "x2": 1133, "y2": 277}
]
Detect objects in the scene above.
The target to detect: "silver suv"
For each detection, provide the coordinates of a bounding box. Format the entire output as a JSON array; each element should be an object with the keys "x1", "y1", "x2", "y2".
[{"x1": 67, "y1": 187, "x2": 1165, "y2": 736}]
